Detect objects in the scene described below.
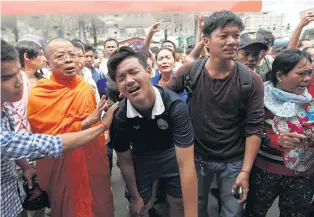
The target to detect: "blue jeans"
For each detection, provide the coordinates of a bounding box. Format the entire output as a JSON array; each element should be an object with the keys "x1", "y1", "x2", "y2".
[{"x1": 195, "y1": 155, "x2": 244, "y2": 217}]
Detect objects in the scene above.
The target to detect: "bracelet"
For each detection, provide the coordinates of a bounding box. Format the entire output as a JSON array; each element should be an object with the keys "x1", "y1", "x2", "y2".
[
  {"x1": 240, "y1": 169, "x2": 250, "y2": 175},
  {"x1": 100, "y1": 123, "x2": 108, "y2": 131}
]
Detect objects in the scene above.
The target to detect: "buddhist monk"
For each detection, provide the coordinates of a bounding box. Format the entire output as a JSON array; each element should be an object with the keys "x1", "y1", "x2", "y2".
[{"x1": 28, "y1": 38, "x2": 113, "y2": 217}]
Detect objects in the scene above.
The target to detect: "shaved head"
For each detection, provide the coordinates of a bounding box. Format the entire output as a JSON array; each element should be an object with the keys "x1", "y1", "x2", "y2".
[
  {"x1": 45, "y1": 38, "x2": 79, "y2": 81},
  {"x1": 45, "y1": 38, "x2": 73, "y2": 59}
]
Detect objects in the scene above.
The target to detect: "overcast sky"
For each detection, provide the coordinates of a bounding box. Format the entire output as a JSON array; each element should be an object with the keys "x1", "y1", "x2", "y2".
[{"x1": 262, "y1": 0, "x2": 314, "y2": 29}]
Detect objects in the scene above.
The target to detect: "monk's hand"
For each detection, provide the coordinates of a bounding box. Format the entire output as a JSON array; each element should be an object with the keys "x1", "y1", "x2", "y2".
[
  {"x1": 101, "y1": 102, "x2": 119, "y2": 130},
  {"x1": 84, "y1": 96, "x2": 108, "y2": 127},
  {"x1": 104, "y1": 99, "x2": 115, "y2": 112}
]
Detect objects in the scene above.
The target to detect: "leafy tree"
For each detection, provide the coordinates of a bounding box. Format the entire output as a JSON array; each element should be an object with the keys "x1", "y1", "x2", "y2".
[{"x1": 98, "y1": 39, "x2": 105, "y2": 46}]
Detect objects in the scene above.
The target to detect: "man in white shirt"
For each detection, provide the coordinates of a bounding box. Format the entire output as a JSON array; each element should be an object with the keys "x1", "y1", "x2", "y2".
[
  {"x1": 71, "y1": 39, "x2": 100, "y2": 103},
  {"x1": 99, "y1": 38, "x2": 119, "y2": 78}
]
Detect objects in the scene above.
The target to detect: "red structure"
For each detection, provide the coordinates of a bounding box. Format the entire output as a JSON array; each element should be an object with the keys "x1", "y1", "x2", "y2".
[{"x1": 1, "y1": 1, "x2": 262, "y2": 15}]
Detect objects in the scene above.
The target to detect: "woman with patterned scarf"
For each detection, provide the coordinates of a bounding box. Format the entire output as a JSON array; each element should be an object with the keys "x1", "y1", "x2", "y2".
[{"x1": 245, "y1": 49, "x2": 314, "y2": 217}]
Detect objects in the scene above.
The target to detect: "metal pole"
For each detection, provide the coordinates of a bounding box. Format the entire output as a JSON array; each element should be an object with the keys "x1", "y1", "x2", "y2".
[
  {"x1": 12, "y1": 16, "x2": 19, "y2": 42},
  {"x1": 194, "y1": 14, "x2": 198, "y2": 46},
  {"x1": 91, "y1": 16, "x2": 98, "y2": 48},
  {"x1": 78, "y1": 15, "x2": 87, "y2": 43},
  {"x1": 13, "y1": 27, "x2": 19, "y2": 42}
]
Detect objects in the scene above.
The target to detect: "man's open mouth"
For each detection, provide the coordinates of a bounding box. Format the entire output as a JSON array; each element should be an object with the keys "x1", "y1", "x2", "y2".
[
  {"x1": 128, "y1": 87, "x2": 140, "y2": 94},
  {"x1": 64, "y1": 67, "x2": 76, "y2": 73}
]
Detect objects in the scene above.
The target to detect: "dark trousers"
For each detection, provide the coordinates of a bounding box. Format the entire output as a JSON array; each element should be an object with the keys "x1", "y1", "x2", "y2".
[{"x1": 245, "y1": 166, "x2": 314, "y2": 217}]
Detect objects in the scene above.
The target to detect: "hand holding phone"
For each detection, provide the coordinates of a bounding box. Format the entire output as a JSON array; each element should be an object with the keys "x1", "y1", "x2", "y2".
[
  {"x1": 299, "y1": 8, "x2": 314, "y2": 19},
  {"x1": 158, "y1": 22, "x2": 171, "y2": 30},
  {"x1": 233, "y1": 186, "x2": 243, "y2": 200},
  {"x1": 298, "y1": 9, "x2": 314, "y2": 28}
]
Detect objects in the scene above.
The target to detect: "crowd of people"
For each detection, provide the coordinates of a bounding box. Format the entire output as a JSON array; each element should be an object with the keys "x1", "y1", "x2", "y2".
[{"x1": 1, "y1": 10, "x2": 314, "y2": 217}]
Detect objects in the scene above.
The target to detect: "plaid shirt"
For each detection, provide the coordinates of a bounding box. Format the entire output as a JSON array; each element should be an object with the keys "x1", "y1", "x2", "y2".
[{"x1": 1, "y1": 103, "x2": 62, "y2": 217}]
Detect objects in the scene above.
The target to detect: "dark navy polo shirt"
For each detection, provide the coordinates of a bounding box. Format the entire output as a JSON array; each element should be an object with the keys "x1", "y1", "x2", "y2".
[{"x1": 110, "y1": 86, "x2": 194, "y2": 155}]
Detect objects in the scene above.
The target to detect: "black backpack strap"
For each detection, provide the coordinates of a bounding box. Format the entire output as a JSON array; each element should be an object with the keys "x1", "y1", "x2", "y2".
[
  {"x1": 184, "y1": 56, "x2": 208, "y2": 99},
  {"x1": 235, "y1": 61, "x2": 253, "y2": 137},
  {"x1": 236, "y1": 61, "x2": 253, "y2": 107}
]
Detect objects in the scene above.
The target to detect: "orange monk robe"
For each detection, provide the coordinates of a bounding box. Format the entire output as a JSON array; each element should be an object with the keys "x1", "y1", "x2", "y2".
[{"x1": 28, "y1": 75, "x2": 113, "y2": 217}]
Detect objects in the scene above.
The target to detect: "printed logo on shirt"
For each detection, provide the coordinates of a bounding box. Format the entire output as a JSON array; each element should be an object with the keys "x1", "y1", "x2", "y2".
[
  {"x1": 157, "y1": 119, "x2": 168, "y2": 130},
  {"x1": 133, "y1": 124, "x2": 140, "y2": 130}
]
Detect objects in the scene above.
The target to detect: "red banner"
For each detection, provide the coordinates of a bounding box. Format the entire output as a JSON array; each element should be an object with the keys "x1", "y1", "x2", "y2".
[{"x1": 1, "y1": 1, "x2": 262, "y2": 15}]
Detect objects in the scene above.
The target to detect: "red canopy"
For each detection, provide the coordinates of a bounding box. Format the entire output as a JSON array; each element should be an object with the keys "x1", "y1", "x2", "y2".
[{"x1": 1, "y1": 1, "x2": 262, "y2": 15}]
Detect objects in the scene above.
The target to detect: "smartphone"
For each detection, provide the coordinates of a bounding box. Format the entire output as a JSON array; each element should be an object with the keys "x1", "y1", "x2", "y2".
[
  {"x1": 159, "y1": 22, "x2": 171, "y2": 30},
  {"x1": 299, "y1": 8, "x2": 314, "y2": 19},
  {"x1": 233, "y1": 186, "x2": 243, "y2": 200}
]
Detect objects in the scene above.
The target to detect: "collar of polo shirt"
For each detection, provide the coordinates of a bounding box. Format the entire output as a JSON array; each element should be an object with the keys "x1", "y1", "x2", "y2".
[{"x1": 127, "y1": 86, "x2": 165, "y2": 119}]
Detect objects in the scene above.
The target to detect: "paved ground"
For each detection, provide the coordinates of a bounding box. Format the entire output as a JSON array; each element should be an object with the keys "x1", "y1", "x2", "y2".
[
  {"x1": 111, "y1": 155, "x2": 129, "y2": 217},
  {"x1": 111, "y1": 152, "x2": 280, "y2": 217}
]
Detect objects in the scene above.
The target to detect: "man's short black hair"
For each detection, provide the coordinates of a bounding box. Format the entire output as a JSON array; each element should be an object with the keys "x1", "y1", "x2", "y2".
[
  {"x1": 107, "y1": 46, "x2": 148, "y2": 82},
  {"x1": 1, "y1": 39, "x2": 19, "y2": 63},
  {"x1": 203, "y1": 10, "x2": 245, "y2": 37},
  {"x1": 71, "y1": 39, "x2": 85, "y2": 53},
  {"x1": 18, "y1": 34, "x2": 46, "y2": 52},
  {"x1": 104, "y1": 38, "x2": 119, "y2": 48},
  {"x1": 161, "y1": 40, "x2": 176, "y2": 50},
  {"x1": 150, "y1": 47, "x2": 159, "y2": 55},
  {"x1": 84, "y1": 43, "x2": 95, "y2": 53},
  {"x1": 15, "y1": 40, "x2": 43, "y2": 67},
  {"x1": 257, "y1": 28, "x2": 275, "y2": 47}
]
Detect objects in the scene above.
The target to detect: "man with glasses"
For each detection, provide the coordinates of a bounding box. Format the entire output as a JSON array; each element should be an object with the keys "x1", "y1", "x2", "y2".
[{"x1": 27, "y1": 38, "x2": 114, "y2": 217}]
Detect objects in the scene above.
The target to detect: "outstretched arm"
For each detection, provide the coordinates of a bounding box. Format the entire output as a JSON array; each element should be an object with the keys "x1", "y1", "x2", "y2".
[
  {"x1": 144, "y1": 23, "x2": 160, "y2": 50},
  {"x1": 288, "y1": 14, "x2": 314, "y2": 49}
]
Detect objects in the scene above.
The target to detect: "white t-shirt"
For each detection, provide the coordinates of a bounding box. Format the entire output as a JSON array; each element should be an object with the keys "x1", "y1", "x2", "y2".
[
  {"x1": 99, "y1": 58, "x2": 109, "y2": 78},
  {"x1": 80, "y1": 67, "x2": 101, "y2": 103}
]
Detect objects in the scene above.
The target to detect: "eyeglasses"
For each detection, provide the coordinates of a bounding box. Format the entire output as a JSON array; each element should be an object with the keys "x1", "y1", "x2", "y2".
[{"x1": 54, "y1": 53, "x2": 78, "y2": 62}]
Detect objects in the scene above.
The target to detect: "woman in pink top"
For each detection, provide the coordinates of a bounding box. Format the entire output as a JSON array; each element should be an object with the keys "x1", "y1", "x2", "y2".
[
  {"x1": 8, "y1": 38, "x2": 46, "y2": 132},
  {"x1": 8, "y1": 71, "x2": 31, "y2": 133}
]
